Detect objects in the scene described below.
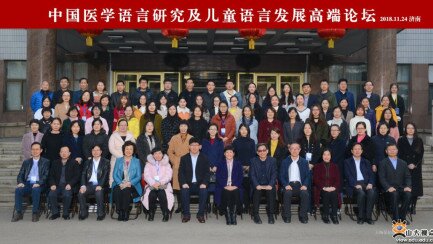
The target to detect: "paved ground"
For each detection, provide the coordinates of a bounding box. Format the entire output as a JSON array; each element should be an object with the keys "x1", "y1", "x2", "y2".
[{"x1": 1, "y1": 208, "x2": 433, "y2": 244}]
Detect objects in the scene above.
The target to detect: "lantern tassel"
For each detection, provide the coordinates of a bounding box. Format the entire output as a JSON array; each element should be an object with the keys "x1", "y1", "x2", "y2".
[
  {"x1": 249, "y1": 39, "x2": 255, "y2": 50},
  {"x1": 85, "y1": 36, "x2": 93, "y2": 47},
  {"x1": 172, "y1": 38, "x2": 178, "y2": 48},
  {"x1": 328, "y1": 39, "x2": 335, "y2": 49}
]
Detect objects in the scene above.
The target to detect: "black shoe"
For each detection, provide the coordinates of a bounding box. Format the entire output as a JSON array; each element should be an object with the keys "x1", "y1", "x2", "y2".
[
  {"x1": 79, "y1": 214, "x2": 88, "y2": 220},
  {"x1": 118, "y1": 211, "x2": 124, "y2": 221},
  {"x1": 322, "y1": 216, "x2": 330, "y2": 224},
  {"x1": 148, "y1": 211, "x2": 155, "y2": 221},
  {"x1": 97, "y1": 215, "x2": 105, "y2": 221},
  {"x1": 32, "y1": 213, "x2": 40, "y2": 222},
  {"x1": 268, "y1": 216, "x2": 275, "y2": 224},
  {"x1": 62, "y1": 215, "x2": 70, "y2": 220},
  {"x1": 300, "y1": 217, "x2": 308, "y2": 224},
  {"x1": 283, "y1": 217, "x2": 291, "y2": 223},
  {"x1": 49, "y1": 213, "x2": 60, "y2": 220},
  {"x1": 357, "y1": 218, "x2": 364, "y2": 225},
  {"x1": 182, "y1": 216, "x2": 190, "y2": 223},
  {"x1": 225, "y1": 212, "x2": 230, "y2": 225},
  {"x1": 330, "y1": 216, "x2": 339, "y2": 225},
  {"x1": 175, "y1": 206, "x2": 182, "y2": 214},
  {"x1": 365, "y1": 219, "x2": 374, "y2": 225},
  {"x1": 162, "y1": 212, "x2": 169, "y2": 222},
  {"x1": 253, "y1": 215, "x2": 262, "y2": 224},
  {"x1": 11, "y1": 213, "x2": 23, "y2": 222},
  {"x1": 123, "y1": 211, "x2": 129, "y2": 221},
  {"x1": 231, "y1": 213, "x2": 237, "y2": 225}
]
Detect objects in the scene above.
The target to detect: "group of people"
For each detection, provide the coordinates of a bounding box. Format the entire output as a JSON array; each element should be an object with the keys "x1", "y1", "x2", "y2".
[{"x1": 13, "y1": 76, "x2": 423, "y2": 226}]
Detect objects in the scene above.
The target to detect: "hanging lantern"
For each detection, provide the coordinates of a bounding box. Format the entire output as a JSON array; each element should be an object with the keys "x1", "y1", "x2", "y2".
[
  {"x1": 317, "y1": 29, "x2": 346, "y2": 49},
  {"x1": 76, "y1": 29, "x2": 103, "y2": 47},
  {"x1": 161, "y1": 29, "x2": 189, "y2": 48},
  {"x1": 238, "y1": 29, "x2": 266, "y2": 50}
]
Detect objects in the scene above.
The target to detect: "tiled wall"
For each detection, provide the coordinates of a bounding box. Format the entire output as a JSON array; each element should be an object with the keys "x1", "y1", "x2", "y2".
[
  {"x1": 0, "y1": 29, "x2": 27, "y2": 60},
  {"x1": 397, "y1": 29, "x2": 433, "y2": 64}
]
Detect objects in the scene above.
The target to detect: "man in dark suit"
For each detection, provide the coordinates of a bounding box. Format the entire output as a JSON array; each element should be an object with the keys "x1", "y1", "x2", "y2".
[
  {"x1": 379, "y1": 143, "x2": 412, "y2": 223},
  {"x1": 302, "y1": 83, "x2": 319, "y2": 109},
  {"x1": 12, "y1": 142, "x2": 50, "y2": 222},
  {"x1": 47, "y1": 146, "x2": 81, "y2": 220},
  {"x1": 357, "y1": 81, "x2": 381, "y2": 110},
  {"x1": 78, "y1": 144, "x2": 110, "y2": 221},
  {"x1": 250, "y1": 143, "x2": 277, "y2": 224},
  {"x1": 279, "y1": 143, "x2": 310, "y2": 224},
  {"x1": 179, "y1": 137, "x2": 210, "y2": 223},
  {"x1": 344, "y1": 143, "x2": 376, "y2": 225}
]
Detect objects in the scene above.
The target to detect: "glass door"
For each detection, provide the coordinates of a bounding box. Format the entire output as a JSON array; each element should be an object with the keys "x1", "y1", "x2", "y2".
[
  {"x1": 112, "y1": 72, "x2": 181, "y2": 94},
  {"x1": 280, "y1": 73, "x2": 304, "y2": 94},
  {"x1": 115, "y1": 73, "x2": 138, "y2": 93},
  {"x1": 256, "y1": 74, "x2": 278, "y2": 98}
]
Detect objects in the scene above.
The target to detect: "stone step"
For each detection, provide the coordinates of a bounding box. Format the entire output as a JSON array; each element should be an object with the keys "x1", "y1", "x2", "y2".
[
  {"x1": 423, "y1": 179, "x2": 433, "y2": 187},
  {"x1": 0, "y1": 176, "x2": 18, "y2": 186},
  {"x1": 0, "y1": 193, "x2": 15, "y2": 202},
  {"x1": 0, "y1": 164, "x2": 22, "y2": 169},
  {"x1": 0, "y1": 168, "x2": 19, "y2": 176},
  {"x1": 0, "y1": 155, "x2": 22, "y2": 162}
]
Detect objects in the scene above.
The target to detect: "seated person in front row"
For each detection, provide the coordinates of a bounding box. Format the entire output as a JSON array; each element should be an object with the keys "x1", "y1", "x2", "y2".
[
  {"x1": 250, "y1": 143, "x2": 277, "y2": 225},
  {"x1": 112, "y1": 141, "x2": 142, "y2": 222},
  {"x1": 142, "y1": 148, "x2": 174, "y2": 222},
  {"x1": 344, "y1": 143, "x2": 376, "y2": 225},
  {"x1": 179, "y1": 137, "x2": 210, "y2": 223},
  {"x1": 313, "y1": 149, "x2": 341, "y2": 225},
  {"x1": 215, "y1": 145, "x2": 244, "y2": 225},
  {"x1": 12, "y1": 142, "x2": 50, "y2": 222},
  {"x1": 379, "y1": 143, "x2": 412, "y2": 224},
  {"x1": 280, "y1": 142, "x2": 310, "y2": 224},
  {"x1": 78, "y1": 144, "x2": 110, "y2": 221},
  {"x1": 48, "y1": 146, "x2": 80, "y2": 220}
]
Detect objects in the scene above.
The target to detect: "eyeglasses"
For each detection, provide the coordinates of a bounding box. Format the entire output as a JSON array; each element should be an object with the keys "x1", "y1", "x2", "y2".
[{"x1": 257, "y1": 149, "x2": 267, "y2": 152}]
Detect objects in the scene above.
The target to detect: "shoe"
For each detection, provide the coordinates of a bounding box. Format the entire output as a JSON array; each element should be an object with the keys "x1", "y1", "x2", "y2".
[
  {"x1": 300, "y1": 217, "x2": 308, "y2": 224},
  {"x1": 268, "y1": 217, "x2": 275, "y2": 224},
  {"x1": 162, "y1": 212, "x2": 169, "y2": 222},
  {"x1": 330, "y1": 216, "x2": 339, "y2": 225},
  {"x1": 197, "y1": 216, "x2": 206, "y2": 223},
  {"x1": 62, "y1": 215, "x2": 70, "y2": 220},
  {"x1": 123, "y1": 211, "x2": 129, "y2": 222},
  {"x1": 175, "y1": 206, "x2": 182, "y2": 214},
  {"x1": 404, "y1": 220, "x2": 411, "y2": 226},
  {"x1": 32, "y1": 213, "x2": 40, "y2": 222},
  {"x1": 224, "y1": 212, "x2": 230, "y2": 225},
  {"x1": 11, "y1": 213, "x2": 23, "y2": 222},
  {"x1": 182, "y1": 216, "x2": 190, "y2": 223},
  {"x1": 231, "y1": 213, "x2": 237, "y2": 225},
  {"x1": 365, "y1": 219, "x2": 374, "y2": 225},
  {"x1": 283, "y1": 217, "x2": 291, "y2": 223},
  {"x1": 148, "y1": 211, "x2": 155, "y2": 221},
  {"x1": 49, "y1": 213, "x2": 60, "y2": 220},
  {"x1": 79, "y1": 214, "x2": 88, "y2": 220},
  {"x1": 357, "y1": 218, "x2": 364, "y2": 225},
  {"x1": 322, "y1": 216, "x2": 330, "y2": 224},
  {"x1": 253, "y1": 215, "x2": 262, "y2": 224},
  {"x1": 118, "y1": 211, "x2": 124, "y2": 221}
]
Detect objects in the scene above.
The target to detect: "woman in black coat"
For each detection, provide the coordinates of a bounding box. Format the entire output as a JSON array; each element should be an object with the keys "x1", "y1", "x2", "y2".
[
  {"x1": 398, "y1": 122, "x2": 424, "y2": 214},
  {"x1": 245, "y1": 93, "x2": 263, "y2": 122},
  {"x1": 298, "y1": 122, "x2": 321, "y2": 167},
  {"x1": 188, "y1": 106, "x2": 209, "y2": 142},
  {"x1": 161, "y1": 104, "x2": 181, "y2": 153},
  {"x1": 388, "y1": 83, "x2": 406, "y2": 135},
  {"x1": 347, "y1": 121, "x2": 376, "y2": 171},
  {"x1": 283, "y1": 107, "x2": 304, "y2": 146},
  {"x1": 136, "y1": 120, "x2": 162, "y2": 172},
  {"x1": 41, "y1": 118, "x2": 64, "y2": 161},
  {"x1": 99, "y1": 94, "x2": 114, "y2": 135},
  {"x1": 327, "y1": 124, "x2": 347, "y2": 188},
  {"x1": 62, "y1": 120, "x2": 85, "y2": 165},
  {"x1": 82, "y1": 118, "x2": 110, "y2": 160},
  {"x1": 372, "y1": 122, "x2": 396, "y2": 166}
]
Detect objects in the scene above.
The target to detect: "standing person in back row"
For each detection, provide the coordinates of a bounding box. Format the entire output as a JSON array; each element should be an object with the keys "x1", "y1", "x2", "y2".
[
  {"x1": 357, "y1": 81, "x2": 381, "y2": 112},
  {"x1": 335, "y1": 78, "x2": 355, "y2": 113},
  {"x1": 317, "y1": 79, "x2": 337, "y2": 109},
  {"x1": 220, "y1": 79, "x2": 242, "y2": 108},
  {"x1": 179, "y1": 78, "x2": 197, "y2": 110},
  {"x1": 111, "y1": 80, "x2": 129, "y2": 109},
  {"x1": 130, "y1": 77, "x2": 153, "y2": 106},
  {"x1": 388, "y1": 83, "x2": 406, "y2": 135},
  {"x1": 30, "y1": 80, "x2": 53, "y2": 114}
]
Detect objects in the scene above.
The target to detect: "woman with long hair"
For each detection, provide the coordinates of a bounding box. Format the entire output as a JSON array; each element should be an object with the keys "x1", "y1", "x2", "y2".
[
  {"x1": 280, "y1": 83, "x2": 295, "y2": 111},
  {"x1": 211, "y1": 101, "x2": 236, "y2": 146},
  {"x1": 92, "y1": 81, "x2": 108, "y2": 104},
  {"x1": 306, "y1": 104, "x2": 329, "y2": 146},
  {"x1": 236, "y1": 106, "x2": 258, "y2": 144},
  {"x1": 188, "y1": 106, "x2": 209, "y2": 142},
  {"x1": 140, "y1": 100, "x2": 163, "y2": 141},
  {"x1": 161, "y1": 104, "x2": 181, "y2": 153},
  {"x1": 258, "y1": 107, "x2": 283, "y2": 144},
  {"x1": 378, "y1": 108, "x2": 400, "y2": 142},
  {"x1": 113, "y1": 94, "x2": 129, "y2": 131},
  {"x1": 76, "y1": 91, "x2": 94, "y2": 122}
]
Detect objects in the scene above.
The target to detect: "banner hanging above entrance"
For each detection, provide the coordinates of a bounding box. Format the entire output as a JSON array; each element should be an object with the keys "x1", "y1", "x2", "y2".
[{"x1": 0, "y1": 0, "x2": 431, "y2": 28}]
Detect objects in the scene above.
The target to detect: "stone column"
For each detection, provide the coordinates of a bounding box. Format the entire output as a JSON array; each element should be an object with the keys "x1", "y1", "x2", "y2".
[
  {"x1": 367, "y1": 29, "x2": 397, "y2": 97},
  {"x1": 26, "y1": 29, "x2": 56, "y2": 122}
]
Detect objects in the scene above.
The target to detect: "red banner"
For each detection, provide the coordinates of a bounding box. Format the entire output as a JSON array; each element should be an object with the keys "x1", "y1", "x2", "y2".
[{"x1": 0, "y1": 0, "x2": 431, "y2": 28}]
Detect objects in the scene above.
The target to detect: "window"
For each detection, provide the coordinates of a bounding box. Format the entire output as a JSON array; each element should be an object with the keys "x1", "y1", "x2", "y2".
[
  {"x1": 328, "y1": 64, "x2": 367, "y2": 103},
  {"x1": 5, "y1": 61, "x2": 26, "y2": 111},
  {"x1": 396, "y1": 64, "x2": 411, "y2": 111},
  {"x1": 56, "y1": 62, "x2": 88, "y2": 90}
]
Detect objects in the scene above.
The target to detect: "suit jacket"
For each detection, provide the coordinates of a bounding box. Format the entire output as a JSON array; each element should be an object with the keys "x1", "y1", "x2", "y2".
[
  {"x1": 378, "y1": 157, "x2": 411, "y2": 191},
  {"x1": 17, "y1": 157, "x2": 50, "y2": 185},
  {"x1": 81, "y1": 157, "x2": 110, "y2": 187},
  {"x1": 283, "y1": 120, "x2": 304, "y2": 145},
  {"x1": 279, "y1": 156, "x2": 310, "y2": 188},
  {"x1": 178, "y1": 153, "x2": 211, "y2": 187},
  {"x1": 305, "y1": 94, "x2": 319, "y2": 109},
  {"x1": 344, "y1": 157, "x2": 375, "y2": 196},
  {"x1": 358, "y1": 92, "x2": 381, "y2": 111},
  {"x1": 214, "y1": 160, "x2": 244, "y2": 206},
  {"x1": 21, "y1": 131, "x2": 44, "y2": 160},
  {"x1": 48, "y1": 159, "x2": 81, "y2": 190},
  {"x1": 249, "y1": 156, "x2": 277, "y2": 188}
]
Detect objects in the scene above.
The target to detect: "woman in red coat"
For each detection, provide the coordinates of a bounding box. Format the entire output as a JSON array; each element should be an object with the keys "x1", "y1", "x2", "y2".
[
  {"x1": 258, "y1": 107, "x2": 282, "y2": 143},
  {"x1": 313, "y1": 148, "x2": 341, "y2": 224},
  {"x1": 211, "y1": 101, "x2": 236, "y2": 146}
]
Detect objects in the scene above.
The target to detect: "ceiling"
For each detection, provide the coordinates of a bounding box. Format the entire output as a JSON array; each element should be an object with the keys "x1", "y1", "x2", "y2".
[{"x1": 56, "y1": 29, "x2": 368, "y2": 56}]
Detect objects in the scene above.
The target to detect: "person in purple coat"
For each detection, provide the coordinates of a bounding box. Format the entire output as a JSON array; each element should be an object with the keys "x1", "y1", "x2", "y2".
[{"x1": 215, "y1": 146, "x2": 243, "y2": 225}]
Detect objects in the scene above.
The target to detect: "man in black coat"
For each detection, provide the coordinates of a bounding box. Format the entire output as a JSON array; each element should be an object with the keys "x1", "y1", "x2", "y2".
[
  {"x1": 47, "y1": 146, "x2": 81, "y2": 220},
  {"x1": 157, "y1": 79, "x2": 179, "y2": 105},
  {"x1": 357, "y1": 81, "x2": 381, "y2": 112},
  {"x1": 179, "y1": 137, "x2": 210, "y2": 223},
  {"x1": 12, "y1": 142, "x2": 50, "y2": 222},
  {"x1": 178, "y1": 78, "x2": 198, "y2": 110},
  {"x1": 302, "y1": 83, "x2": 319, "y2": 109},
  {"x1": 379, "y1": 143, "x2": 412, "y2": 223},
  {"x1": 78, "y1": 145, "x2": 110, "y2": 220},
  {"x1": 249, "y1": 143, "x2": 277, "y2": 224}
]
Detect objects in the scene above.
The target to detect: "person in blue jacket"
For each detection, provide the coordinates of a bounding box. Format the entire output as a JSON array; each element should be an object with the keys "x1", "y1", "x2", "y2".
[
  {"x1": 335, "y1": 78, "x2": 355, "y2": 113},
  {"x1": 30, "y1": 80, "x2": 53, "y2": 113}
]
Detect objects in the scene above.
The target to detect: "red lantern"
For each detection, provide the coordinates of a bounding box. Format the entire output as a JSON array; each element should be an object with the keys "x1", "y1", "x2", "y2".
[
  {"x1": 161, "y1": 29, "x2": 189, "y2": 48},
  {"x1": 76, "y1": 29, "x2": 103, "y2": 47},
  {"x1": 317, "y1": 29, "x2": 346, "y2": 49},
  {"x1": 238, "y1": 29, "x2": 266, "y2": 50}
]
